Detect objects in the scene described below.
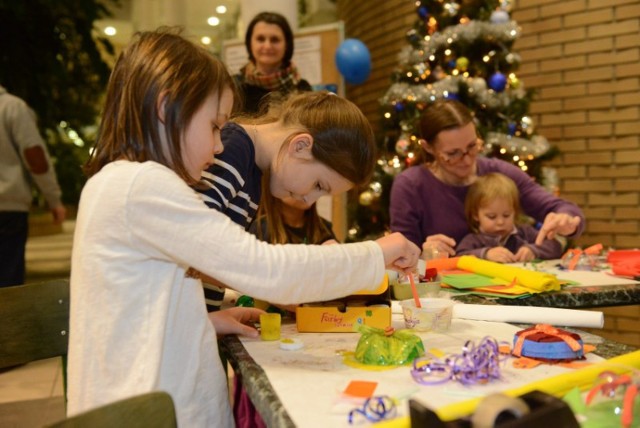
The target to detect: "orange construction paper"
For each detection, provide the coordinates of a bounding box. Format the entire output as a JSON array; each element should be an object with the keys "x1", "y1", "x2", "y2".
[
  {"x1": 343, "y1": 380, "x2": 378, "y2": 398},
  {"x1": 426, "y1": 257, "x2": 460, "y2": 271}
]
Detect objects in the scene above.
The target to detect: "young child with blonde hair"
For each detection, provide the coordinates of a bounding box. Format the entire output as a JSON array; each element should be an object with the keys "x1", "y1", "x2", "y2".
[
  {"x1": 67, "y1": 28, "x2": 419, "y2": 427},
  {"x1": 456, "y1": 172, "x2": 563, "y2": 262}
]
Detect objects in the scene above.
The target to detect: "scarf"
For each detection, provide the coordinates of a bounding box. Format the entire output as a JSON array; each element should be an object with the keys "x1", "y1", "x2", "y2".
[{"x1": 241, "y1": 61, "x2": 302, "y2": 92}]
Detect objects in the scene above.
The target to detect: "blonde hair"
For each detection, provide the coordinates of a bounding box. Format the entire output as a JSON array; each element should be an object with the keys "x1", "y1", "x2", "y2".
[
  {"x1": 247, "y1": 91, "x2": 376, "y2": 187},
  {"x1": 85, "y1": 28, "x2": 237, "y2": 184},
  {"x1": 465, "y1": 173, "x2": 521, "y2": 233}
]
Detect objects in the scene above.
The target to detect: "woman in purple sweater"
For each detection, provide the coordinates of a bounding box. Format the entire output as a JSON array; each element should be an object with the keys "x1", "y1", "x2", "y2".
[{"x1": 389, "y1": 99, "x2": 584, "y2": 258}]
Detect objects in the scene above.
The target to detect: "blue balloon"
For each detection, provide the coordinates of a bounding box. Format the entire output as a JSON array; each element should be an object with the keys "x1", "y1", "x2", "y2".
[{"x1": 335, "y1": 39, "x2": 372, "y2": 85}]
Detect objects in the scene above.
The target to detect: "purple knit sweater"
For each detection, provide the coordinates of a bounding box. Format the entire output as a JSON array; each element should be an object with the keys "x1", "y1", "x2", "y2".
[
  {"x1": 456, "y1": 224, "x2": 564, "y2": 260},
  {"x1": 389, "y1": 157, "x2": 585, "y2": 248}
]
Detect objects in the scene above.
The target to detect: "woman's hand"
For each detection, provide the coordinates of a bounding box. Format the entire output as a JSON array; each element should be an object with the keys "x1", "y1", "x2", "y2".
[
  {"x1": 208, "y1": 307, "x2": 265, "y2": 338},
  {"x1": 422, "y1": 234, "x2": 456, "y2": 259},
  {"x1": 535, "y1": 213, "x2": 581, "y2": 245},
  {"x1": 486, "y1": 247, "x2": 516, "y2": 263},
  {"x1": 376, "y1": 232, "x2": 421, "y2": 274}
]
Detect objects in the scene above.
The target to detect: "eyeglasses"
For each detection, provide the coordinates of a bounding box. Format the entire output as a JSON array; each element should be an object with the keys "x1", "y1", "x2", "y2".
[{"x1": 437, "y1": 140, "x2": 482, "y2": 164}]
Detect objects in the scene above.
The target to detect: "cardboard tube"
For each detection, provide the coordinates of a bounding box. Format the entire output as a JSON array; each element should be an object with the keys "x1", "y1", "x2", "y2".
[{"x1": 452, "y1": 304, "x2": 604, "y2": 328}]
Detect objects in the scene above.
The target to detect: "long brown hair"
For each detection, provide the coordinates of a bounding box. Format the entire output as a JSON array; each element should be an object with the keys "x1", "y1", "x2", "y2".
[
  {"x1": 255, "y1": 171, "x2": 333, "y2": 244},
  {"x1": 251, "y1": 91, "x2": 376, "y2": 187},
  {"x1": 85, "y1": 28, "x2": 237, "y2": 184},
  {"x1": 418, "y1": 99, "x2": 474, "y2": 164},
  {"x1": 465, "y1": 172, "x2": 522, "y2": 233}
]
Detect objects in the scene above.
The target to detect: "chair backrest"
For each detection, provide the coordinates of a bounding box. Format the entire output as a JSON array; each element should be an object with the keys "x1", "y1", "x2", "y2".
[
  {"x1": 45, "y1": 391, "x2": 178, "y2": 428},
  {"x1": 0, "y1": 279, "x2": 70, "y2": 368}
]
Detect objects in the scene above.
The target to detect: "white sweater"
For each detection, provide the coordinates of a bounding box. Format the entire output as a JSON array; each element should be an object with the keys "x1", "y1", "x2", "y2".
[{"x1": 67, "y1": 160, "x2": 385, "y2": 427}]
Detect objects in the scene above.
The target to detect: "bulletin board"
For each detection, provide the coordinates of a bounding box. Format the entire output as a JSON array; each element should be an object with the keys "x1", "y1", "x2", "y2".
[{"x1": 223, "y1": 22, "x2": 350, "y2": 241}]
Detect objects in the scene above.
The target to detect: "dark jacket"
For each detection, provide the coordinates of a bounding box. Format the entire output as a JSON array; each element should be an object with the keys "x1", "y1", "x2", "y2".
[
  {"x1": 234, "y1": 75, "x2": 312, "y2": 115},
  {"x1": 456, "y1": 224, "x2": 563, "y2": 260}
]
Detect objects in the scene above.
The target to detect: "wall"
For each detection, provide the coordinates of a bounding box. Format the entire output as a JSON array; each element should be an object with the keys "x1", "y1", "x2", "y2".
[
  {"x1": 337, "y1": 0, "x2": 640, "y2": 347},
  {"x1": 513, "y1": 0, "x2": 640, "y2": 250}
]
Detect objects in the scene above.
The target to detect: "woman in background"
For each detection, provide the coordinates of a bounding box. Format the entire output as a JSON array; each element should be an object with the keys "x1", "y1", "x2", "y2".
[
  {"x1": 390, "y1": 99, "x2": 584, "y2": 259},
  {"x1": 235, "y1": 11, "x2": 311, "y2": 115}
]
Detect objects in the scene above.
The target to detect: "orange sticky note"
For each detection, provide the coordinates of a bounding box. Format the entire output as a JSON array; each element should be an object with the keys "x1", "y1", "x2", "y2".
[{"x1": 344, "y1": 380, "x2": 378, "y2": 398}]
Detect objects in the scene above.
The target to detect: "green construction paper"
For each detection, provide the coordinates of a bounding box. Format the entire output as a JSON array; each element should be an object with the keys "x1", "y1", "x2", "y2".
[
  {"x1": 562, "y1": 387, "x2": 586, "y2": 415},
  {"x1": 442, "y1": 273, "x2": 511, "y2": 289}
]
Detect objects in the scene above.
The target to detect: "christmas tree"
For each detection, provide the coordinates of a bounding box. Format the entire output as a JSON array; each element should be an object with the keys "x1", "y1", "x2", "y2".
[{"x1": 347, "y1": 0, "x2": 558, "y2": 242}]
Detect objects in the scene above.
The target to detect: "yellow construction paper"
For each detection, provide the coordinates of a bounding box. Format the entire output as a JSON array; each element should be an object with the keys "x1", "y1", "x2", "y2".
[{"x1": 457, "y1": 256, "x2": 561, "y2": 293}]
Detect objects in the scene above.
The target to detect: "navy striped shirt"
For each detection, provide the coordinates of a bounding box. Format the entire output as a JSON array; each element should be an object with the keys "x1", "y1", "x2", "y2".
[
  {"x1": 195, "y1": 123, "x2": 262, "y2": 311},
  {"x1": 197, "y1": 122, "x2": 262, "y2": 230}
]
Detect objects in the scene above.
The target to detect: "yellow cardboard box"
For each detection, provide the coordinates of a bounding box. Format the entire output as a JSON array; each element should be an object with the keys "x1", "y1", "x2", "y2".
[{"x1": 296, "y1": 275, "x2": 391, "y2": 332}]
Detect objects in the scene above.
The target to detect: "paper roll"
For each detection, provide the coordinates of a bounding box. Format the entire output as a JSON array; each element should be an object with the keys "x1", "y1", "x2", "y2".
[
  {"x1": 452, "y1": 304, "x2": 604, "y2": 328},
  {"x1": 457, "y1": 256, "x2": 561, "y2": 293}
]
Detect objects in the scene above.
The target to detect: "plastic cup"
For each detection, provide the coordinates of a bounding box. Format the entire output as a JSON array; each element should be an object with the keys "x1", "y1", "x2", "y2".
[
  {"x1": 260, "y1": 313, "x2": 281, "y2": 341},
  {"x1": 392, "y1": 281, "x2": 441, "y2": 300},
  {"x1": 400, "y1": 298, "x2": 454, "y2": 332}
]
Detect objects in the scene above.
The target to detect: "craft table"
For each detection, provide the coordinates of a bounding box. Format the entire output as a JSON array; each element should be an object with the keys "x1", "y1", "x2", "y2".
[
  {"x1": 219, "y1": 315, "x2": 637, "y2": 428},
  {"x1": 433, "y1": 259, "x2": 640, "y2": 308},
  {"x1": 453, "y1": 282, "x2": 640, "y2": 308}
]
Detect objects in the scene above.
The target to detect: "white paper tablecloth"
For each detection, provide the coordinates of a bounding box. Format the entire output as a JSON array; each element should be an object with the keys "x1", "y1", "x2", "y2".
[{"x1": 240, "y1": 316, "x2": 607, "y2": 427}]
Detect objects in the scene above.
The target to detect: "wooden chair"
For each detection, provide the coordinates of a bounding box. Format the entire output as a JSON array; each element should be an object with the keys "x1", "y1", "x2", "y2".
[
  {"x1": 0, "y1": 279, "x2": 70, "y2": 370},
  {"x1": 45, "y1": 391, "x2": 177, "y2": 428}
]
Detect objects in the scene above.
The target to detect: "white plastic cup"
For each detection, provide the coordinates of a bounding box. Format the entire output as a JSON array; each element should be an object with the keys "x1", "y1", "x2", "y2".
[{"x1": 400, "y1": 298, "x2": 454, "y2": 332}]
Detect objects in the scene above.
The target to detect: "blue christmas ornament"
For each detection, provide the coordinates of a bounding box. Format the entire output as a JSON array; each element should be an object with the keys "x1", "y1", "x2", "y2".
[
  {"x1": 488, "y1": 72, "x2": 507, "y2": 92},
  {"x1": 394, "y1": 102, "x2": 405, "y2": 112},
  {"x1": 335, "y1": 39, "x2": 372, "y2": 85},
  {"x1": 445, "y1": 92, "x2": 459, "y2": 100},
  {"x1": 508, "y1": 122, "x2": 517, "y2": 135},
  {"x1": 406, "y1": 29, "x2": 420, "y2": 44},
  {"x1": 417, "y1": 6, "x2": 429, "y2": 19}
]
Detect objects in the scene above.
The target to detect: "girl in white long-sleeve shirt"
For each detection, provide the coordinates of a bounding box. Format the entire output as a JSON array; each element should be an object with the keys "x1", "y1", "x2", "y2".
[{"x1": 67, "y1": 28, "x2": 420, "y2": 427}]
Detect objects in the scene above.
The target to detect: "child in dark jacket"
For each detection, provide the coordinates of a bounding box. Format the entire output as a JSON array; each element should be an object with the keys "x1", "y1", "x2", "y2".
[{"x1": 456, "y1": 172, "x2": 563, "y2": 262}]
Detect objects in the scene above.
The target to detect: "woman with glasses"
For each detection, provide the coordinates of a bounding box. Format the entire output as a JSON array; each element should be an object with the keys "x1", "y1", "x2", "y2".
[{"x1": 389, "y1": 99, "x2": 584, "y2": 259}]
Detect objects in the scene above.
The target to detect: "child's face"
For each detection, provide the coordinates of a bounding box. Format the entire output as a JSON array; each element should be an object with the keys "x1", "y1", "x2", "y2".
[
  {"x1": 475, "y1": 197, "x2": 516, "y2": 237},
  {"x1": 182, "y1": 88, "x2": 233, "y2": 181},
  {"x1": 271, "y1": 153, "x2": 353, "y2": 209}
]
